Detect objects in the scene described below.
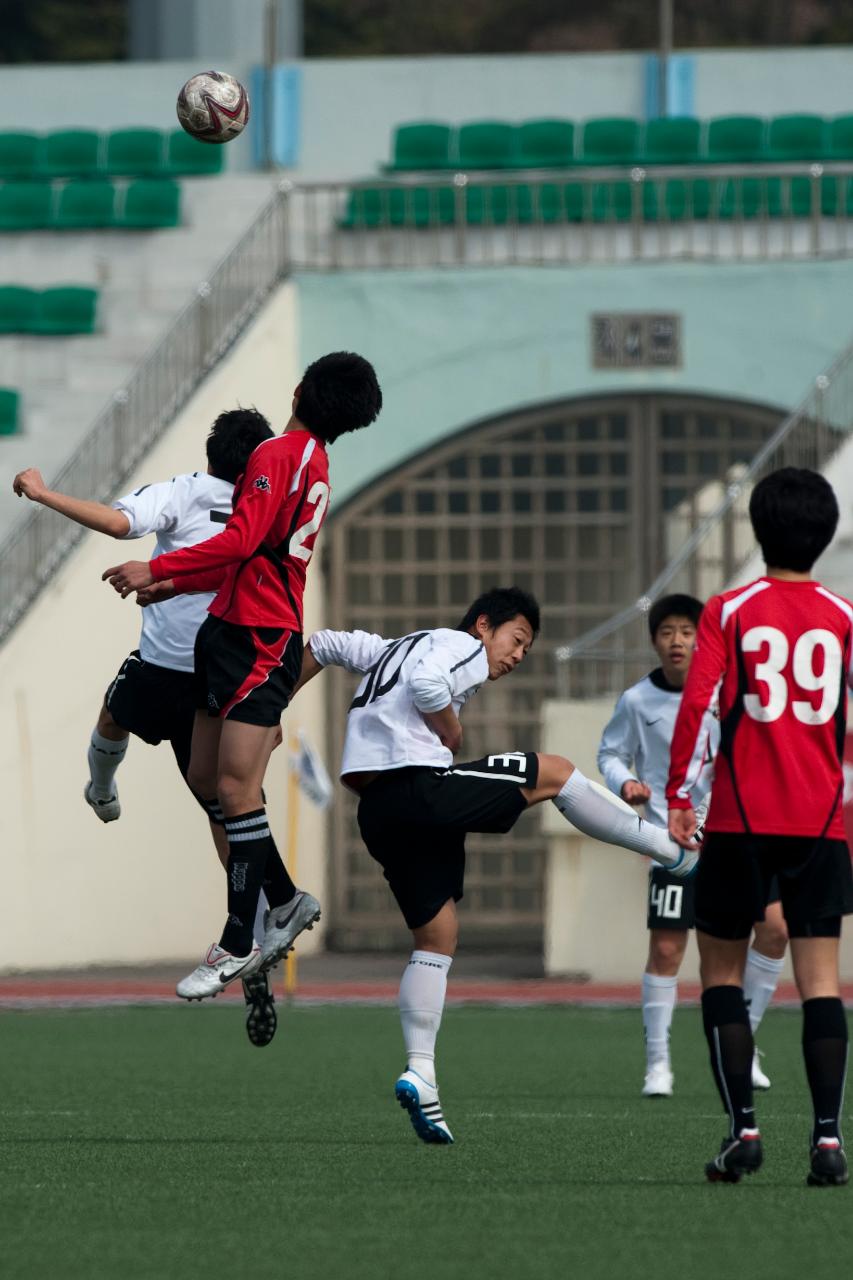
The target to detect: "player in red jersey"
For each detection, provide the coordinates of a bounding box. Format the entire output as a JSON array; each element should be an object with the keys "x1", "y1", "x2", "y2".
[
  {"x1": 667, "y1": 467, "x2": 853, "y2": 1188},
  {"x1": 104, "y1": 352, "x2": 382, "y2": 999}
]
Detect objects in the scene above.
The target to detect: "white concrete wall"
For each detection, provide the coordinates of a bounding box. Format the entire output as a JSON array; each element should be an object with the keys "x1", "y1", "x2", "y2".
[
  {"x1": 541, "y1": 698, "x2": 853, "y2": 981},
  {"x1": 0, "y1": 280, "x2": 332, "y2": 970}
]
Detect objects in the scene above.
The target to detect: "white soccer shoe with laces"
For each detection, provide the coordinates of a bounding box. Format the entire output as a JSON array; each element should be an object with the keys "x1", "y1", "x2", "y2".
[
  {"x1": 176, "y1": 942, "x2": 262, "y2": 1001},
  {"x1": 84, "y1": 781, "x2": 121, "y2": 823},
  {"x1": 395, "y1": 1069, "x2": 454, "y2": 1144},
  {"x1": 260, "y1": 890, "x2": 321, "y2": 970},
  {"x1": 642, "y1": 1062, "x2": 674, "y2": 1097},
  {"x1": 752, "y1": 1049, "x2": 771, "y2": 1090}
]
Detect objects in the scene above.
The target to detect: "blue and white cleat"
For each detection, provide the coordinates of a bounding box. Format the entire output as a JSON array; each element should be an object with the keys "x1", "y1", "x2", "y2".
[{"x1": 394, "y1": 1068, "x2": 454, "y2": 1145}]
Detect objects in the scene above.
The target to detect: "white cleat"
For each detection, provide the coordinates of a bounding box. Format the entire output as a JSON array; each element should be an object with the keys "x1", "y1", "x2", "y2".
[
  {"x1": 176, "y1": 942, "x2": 261, "y2": 1001},
  {"x1": 394, "y1": 1069, "x2": 454, "y2": 1144},
  {"x1": 84, "y1": 781, "x2": 121, "y2": 823},
  {"x1": 752, "y1": 1049, "x2": 771, "y2": 1090},
  {"x1": 260, "y1": 890, "x2": 321, "y2": 970},
  {"x1": 642, "y1": 1062, "x2": 674, "y2": 1097}
]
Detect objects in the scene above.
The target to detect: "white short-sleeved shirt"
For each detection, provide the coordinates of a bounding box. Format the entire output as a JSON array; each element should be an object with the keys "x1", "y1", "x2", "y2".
[
  {"x1": 113, "y1": 472, "x2": 233, "y2": 673},
  {"x1": 309, "y1": 627, "x2": 489, "y2": 776}
]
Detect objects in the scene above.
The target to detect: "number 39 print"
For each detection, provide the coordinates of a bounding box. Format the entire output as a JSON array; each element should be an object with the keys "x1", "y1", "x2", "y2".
[{"x1": 742, "y1": 625, "x2": 844, "y2": 725}]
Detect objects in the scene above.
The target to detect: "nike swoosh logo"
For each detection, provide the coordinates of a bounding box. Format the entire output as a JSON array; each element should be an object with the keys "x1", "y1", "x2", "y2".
[
  {"x1": 645, "y1": 717, "x2": 662, "y2": 726},
  {"x1": 271, "y1": 902, "x2": 300, "y2": 930},
  {"x1": 218, "y1": 956, "x2": 257, "y2": 984}
]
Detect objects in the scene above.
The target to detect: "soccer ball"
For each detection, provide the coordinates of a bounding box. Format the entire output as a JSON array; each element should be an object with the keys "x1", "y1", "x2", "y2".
[{"x1": 176, "y1": 71, "x2": 250, "y2": 145}]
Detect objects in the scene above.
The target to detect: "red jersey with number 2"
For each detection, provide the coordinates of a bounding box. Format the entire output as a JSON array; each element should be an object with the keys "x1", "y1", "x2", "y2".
[
  {"x1": 149, "y1": 429, "x2": 329, "y2": 631},
  {"x1": 667, "y1": 577, "x2": 853, "y2": 838}
]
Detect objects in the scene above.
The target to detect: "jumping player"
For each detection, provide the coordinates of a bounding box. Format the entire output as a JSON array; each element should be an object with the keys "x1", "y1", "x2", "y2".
[
  {"x1": 104, "y1": 352, "x2": 382, "y2": 1000},
  {"x1": 598, "y1": 594, "x2": 788, "y2": 1097},
  {"x1": 668, "y1": 467, "x2": 853, "y2": 1187},
  {"x1": 296, "y1": 587, "x2": 697, "y2": 1146},
  {"x1": 13, "y1": 410, "x2": 282, "y2": 1046}
]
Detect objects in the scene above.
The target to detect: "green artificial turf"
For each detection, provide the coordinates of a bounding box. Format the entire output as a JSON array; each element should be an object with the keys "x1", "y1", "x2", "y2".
[{"x1": 0, "y1": 1003, "x2": 850, "y2": 1280}]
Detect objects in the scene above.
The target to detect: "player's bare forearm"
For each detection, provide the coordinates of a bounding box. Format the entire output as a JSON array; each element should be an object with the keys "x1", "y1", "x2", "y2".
[
  {"x1": 422, "y1": 705, "x2": 463, "y2": 754},
  {"x1": 291, "y1": 643, "x2": 325, "y2": 698},
  {"x1": 102, "y1": 560, "x2": 154, "y2": 597},
  {"x1": 668, "y1": 806, "x2": 700, "y2": 852},
  {"x1": 13, "y1": 470, "x2": 130, "y2": 537},
  {"x1": 136, "y1": 580, "x2": 176, "y2": 607}
]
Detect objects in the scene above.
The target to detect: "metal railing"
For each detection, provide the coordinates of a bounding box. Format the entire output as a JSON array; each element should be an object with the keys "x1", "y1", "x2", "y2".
[
  {"x1": 287, "y1": 161, "x2": 853, "y2": 270},
  {"x1": 553, "y1": 337, "x2": 853, "y2": 698},
  {"x1": 0, "y1": 189, "x2": 289, "y2": 644}
]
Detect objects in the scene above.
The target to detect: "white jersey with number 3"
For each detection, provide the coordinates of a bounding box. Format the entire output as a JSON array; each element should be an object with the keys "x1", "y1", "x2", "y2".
[
  {"x1": 309, "y1": 627, "x2": 490, "y2": 776},
  {"x1": 113, "y1": 472, "x2": 234, "y2": 672}
]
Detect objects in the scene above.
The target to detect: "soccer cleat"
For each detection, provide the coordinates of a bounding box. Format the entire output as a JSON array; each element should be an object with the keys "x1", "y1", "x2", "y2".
[
  {"x1": 394, "y1": 1069, "x2": 454, "y2": 1145},
  {"x1": 751, "y1": 1049, "x2": 771, "y2": 1090},
  {"x1": 242, "y1": 969, "x2": 277, "y2": 1047},
  {"x1": 176, "y1": 942, "x2": 261, "y2": 1001},
  {"x1": 705, "y1": 1130, "x2": 763, "y2": 1183},
  {"x1": 84, "y1": 781, "x2": 121, "y2": 823},
  {"x1": 260, "y1": 890, "x2": 321, "y2": 970},
  {"x1": 807, "y1": 1138, "x2": 849, "y2": 1187},
  {"x1": 664, "y1": 842, "x2": 699, "y2": 879},
  {"x1": 642, "y1": 1062, "x2": 674, "y2": 1097}
]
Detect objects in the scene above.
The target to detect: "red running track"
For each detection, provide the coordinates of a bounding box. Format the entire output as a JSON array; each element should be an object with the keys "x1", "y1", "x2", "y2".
[{"x1": 1, "y1": 978, "x2": 851, "y2": 1009}]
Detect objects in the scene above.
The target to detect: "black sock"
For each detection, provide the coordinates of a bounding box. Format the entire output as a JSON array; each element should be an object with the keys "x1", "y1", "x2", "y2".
[
  {"x1": 803, "y1": 996, "x2": 848, "y2": 1146},
  {"x1": 262, "y1": 846, "x2": 297, "y2": 911},
  {"x1": 701, "y1": 985, "x2": 756, "y2": 1138},
  {"x1": 219, "y1": 809, "x2": 276, "y2": 955}
]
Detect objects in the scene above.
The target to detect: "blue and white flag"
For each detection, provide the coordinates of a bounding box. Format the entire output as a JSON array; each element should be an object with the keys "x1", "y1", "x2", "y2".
[{"x1": 290, "y1": 729, "x2": 334, "y2": 810}]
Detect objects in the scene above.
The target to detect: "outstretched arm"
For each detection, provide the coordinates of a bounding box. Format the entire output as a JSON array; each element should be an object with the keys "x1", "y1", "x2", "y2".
[{"x1": 13, "y1": 469, "x2": 130, "y2": 537}]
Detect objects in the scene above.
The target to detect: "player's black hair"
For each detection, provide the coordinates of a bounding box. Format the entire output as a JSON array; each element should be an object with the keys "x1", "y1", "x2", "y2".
[
  {"x1": 457, "y1": 587, "x2": 541, "y2": 637},
  {"x1": 206, "y1": 407, "x2": 274, "y2": 484},
  {"x1": 648, "y1": 593, "x2": 704, "y2": 639},
  {"x1": 749, "y1": 467, "x2": 839, "y2": 572},
  {"x1": 296, "y1": 351, "x2": 382, "y2": 444}
]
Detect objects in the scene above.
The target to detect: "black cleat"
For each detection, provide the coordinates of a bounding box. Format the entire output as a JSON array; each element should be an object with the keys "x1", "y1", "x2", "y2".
[
  {"x1": 705, "y1": 1132, "x2": 763, "y2": 1183},
  {"x1": 243, "y1": 969, "x2": 277, "y2": 1048},
  {"x1": 808, "y1": 1141, "x2": 849, "y2": 1187}
]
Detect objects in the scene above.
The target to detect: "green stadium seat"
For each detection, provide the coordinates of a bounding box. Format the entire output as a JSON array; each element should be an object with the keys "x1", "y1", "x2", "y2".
[
  {"x1": 39, "y1": 130, "x2": 102, "y2": 178},
  {"x1": 522, "y1": 183, "x2": 565, "y2": 223},
  {"x1": 165, "y1": 129, "x2": 225, "y2": 176},
  {"x1": 765, "y1": 114, "x2": 827, "y2": 162},
  {"x1": 0, "y1": 133, "x2": 41, "y2": 180},
  {"x1": 580, "y1": 118, "x2": 642, "y2": 165},
  {"x1": 0, "y1": 182, "x2": 54, "y2": 230},
  {"x1": 640, "y1": 179, "x2": 714, "y2": 221},
  {"x1": 589, "y1": 181, "x2": 634, "y2": 221},
  {"x1": 0, "y1": 387, "x2": 20, "y2": 435},
  {"x1": 340, "y1": 185, "x2": 456, "y2": 229},
  {"x1": 825, "y1": 115, "x2": 853, "y2": 161},
  {"x1": 386, "y1": 123, "x2": 453, "y2": 171},
  {"x1": 0, "y1": 286, "x2": 40, "y2": 334},
  {"x1": 515, "y1": 120, "x2": 575, "y2": 168},
  {"x1": 35, "y1": 286, "x2": 98, "y2": 335},
  {"x1": 643, "y1": 117, "x2": 701, "y2": 165},
  {"x1": 120, "y1": 179, "x2": 181, "y2": 228},
  {"x1": 457, "y1": 122, "x2": 515, "y2": 169},
  {"x1": 465, "y1": 184, "x2": 512, "y2": 224},
  {"x1": 820, "y1": 174, "x2": 853, "y2": 217},
  {"x1": 705, "y1": 116, "x2": 766, "y2": 163},
  {"x1": 53, "y1": 180, "x2": 117, "y2": 229},
  {"x1": 717, "y1": 177, "x2": 782, "y2": 219},
  {"x1": 105, "y1": 129, "x2": 165, "y2": 177}
]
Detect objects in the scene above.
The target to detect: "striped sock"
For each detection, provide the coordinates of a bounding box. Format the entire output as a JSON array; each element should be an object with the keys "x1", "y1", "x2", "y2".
[{"x1": 219, "y1": 808, "x2": 275, "y2": 956}]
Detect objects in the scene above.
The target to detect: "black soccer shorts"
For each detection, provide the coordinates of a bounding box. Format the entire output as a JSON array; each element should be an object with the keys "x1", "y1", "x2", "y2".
[
  {"x1": 357, "y1": 751, "x2": 539, "y2": 930},
  {"x1": 696, "y1": 832, "x2": 853, "y2": 940},
  {"x1": 646, "y1": 865, "x2": 781, "y2": 932},
  {"x1": 193, "y1": 614, "x2": 303, "y2": 727},
  {"x1": 105, "y1": 650, "x2": 196, "y2": 777}
]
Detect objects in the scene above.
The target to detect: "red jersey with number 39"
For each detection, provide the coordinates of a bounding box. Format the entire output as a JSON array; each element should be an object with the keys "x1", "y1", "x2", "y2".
[
  {"x1": 667, "y1": 577, "x2": 853, "y2": 838},
  {"x1": 149, "y1": 429, "x2": 329, "y2": 631}
]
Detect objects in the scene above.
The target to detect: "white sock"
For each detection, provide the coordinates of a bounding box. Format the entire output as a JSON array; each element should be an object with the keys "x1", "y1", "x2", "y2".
[
  {"x1": 252, "y1": 891, "x2": 270, "y2": 947},
  {"x1": 642, "y1": 973, "x2": 678, "y2": 1070},
  {"x1": 399, "y1": 950, "x2": 452, "y2": 1087},
  {"x1": 552, "y1": 769, "x2": 681, "y2": 866},
  {"x1": 743, "y1": 947, "x2": 785, "y2": 1034},
  {"x1": 87, "y1": 728, "x2": 128, "y2": 800}
]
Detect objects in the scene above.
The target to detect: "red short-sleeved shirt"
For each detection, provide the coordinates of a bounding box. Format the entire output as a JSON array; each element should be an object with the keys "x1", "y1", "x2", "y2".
[
  {"x1": 150, "y1": 429, "x2": 329, "y2": 632},
  {"x1": 667, "y1": 577, "x2": 853, "y2": 839}
]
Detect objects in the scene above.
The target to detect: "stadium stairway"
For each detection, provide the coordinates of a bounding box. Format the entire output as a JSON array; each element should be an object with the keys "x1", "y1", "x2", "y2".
[{"x1": 0, "y1": 174, "x2": 274, "y2": 536}]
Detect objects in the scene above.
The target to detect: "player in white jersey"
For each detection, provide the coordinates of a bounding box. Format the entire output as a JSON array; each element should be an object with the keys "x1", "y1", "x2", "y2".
[
  {"x1": 598, "y1": 594, "x2": 788, "y2": 1097},
  {"x1": 12, "y1": 409, "x2": 280, "y2": 1045},
  {"x1": 295, "y1": 587, "x2": 699, "y2": 1146}
]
